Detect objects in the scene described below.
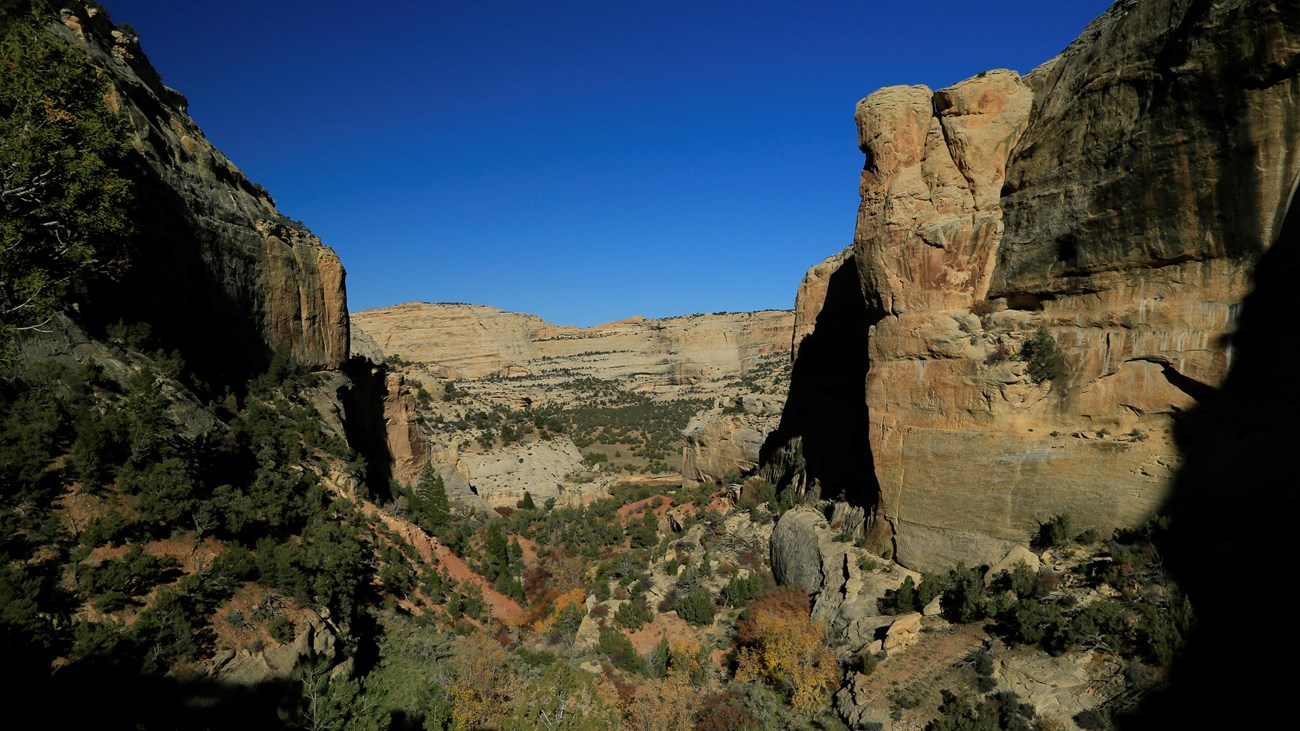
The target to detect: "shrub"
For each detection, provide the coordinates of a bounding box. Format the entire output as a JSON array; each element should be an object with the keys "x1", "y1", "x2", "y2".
[
  {"x1": 676, "y1": 587, "x2": 716, "y2": 626},
  {"x1": 941, "y1": 565, "x2": 989, "y2": 624},
  {"x1": 615, "y1": 599, "x2": 653, "y2": 631},
  {"x1": 722, "y1": 571, "x2": 768, "y2": 608},
  {"x1": 597, "y1": 628, "x2": 647, "y2": 675},
  {"x1": 1035, "y1": 514, "x2": 1074, "y2": 548},
  {"x1": 735, "y1": 586, "x2": 839, "y2": 713},
  {"x1": 268, "y1": 614, "x2": 294, "y2": 643},
  {"x1": 1074, "y1": 708, "x2": 1109, "y2": 730},
  {"x1": 860, "y1": 651, "x2": 880, "y2": 676},
  {"x1": 1021, "y1": 326, "x2": 1066, "y2": 384}
]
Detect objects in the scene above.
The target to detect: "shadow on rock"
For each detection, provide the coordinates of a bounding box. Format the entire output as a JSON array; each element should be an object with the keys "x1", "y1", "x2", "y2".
[{"x1": 1123, "y1": 186, "x2": 1300, "y2": 727}]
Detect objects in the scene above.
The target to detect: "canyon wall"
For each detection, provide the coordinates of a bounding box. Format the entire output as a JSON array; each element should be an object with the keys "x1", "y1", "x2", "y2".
[
  {"x1": 58, "y1": 7, "x2": 349, "y2": 378},
  {"x1": 774, "y1": 0, "x2": 1300, "y2": 572},
  {"x1": 353, "y1": 303, "x2": 792, "y2": 386},
  {"x1": 353, "y1": 303, "x2": 795, "y2": 500}
]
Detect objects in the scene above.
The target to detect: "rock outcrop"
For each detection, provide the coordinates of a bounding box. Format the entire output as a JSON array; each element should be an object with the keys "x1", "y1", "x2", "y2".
[
  {"x1": 681, "y1": 395, "x2": 783, "y2": 484},
  {"x1": 451, "y1": 437, "x2": 613, "y2": 509},
  {"x1": 353, "y1": 303, "x2": 791, "y2": 385},
  {"x1": 356, "y1": 303, "x2": 794, "y2": 499},
  {"x1": 769, "y1": 0, "x2": 1300, "y2": 573},
  {"x1": 770, "y1": 506, "x2": 919, "y2": 649},
  {"x1": 210, "y1": 610, "x2": 338, "y2": 686},
  {"x1": 382, "y1": 372, "x2": 428, "y2": 487},
  {"x1": 57, "y1": 7, "x2": 349, "y2": 379}
]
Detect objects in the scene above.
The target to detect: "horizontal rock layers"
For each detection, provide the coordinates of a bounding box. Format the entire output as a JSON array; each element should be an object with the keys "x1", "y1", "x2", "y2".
[{"x1": 353, "y1": 303, "x2": 792, "y2": 385}]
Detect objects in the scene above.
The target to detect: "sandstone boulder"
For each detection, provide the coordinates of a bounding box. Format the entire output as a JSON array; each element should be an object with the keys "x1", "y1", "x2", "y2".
[
  {"x1": 984, "y1": 545, "x2": 1042, "y2": 587},
  {"x1": 881, "y1": 611, "x2": 923, "y2": 653},
  {"x1": 770, "y1": 507, "x2": 828, "y2": 593},
  {"x1": 771, "y1": 506, "x2": 920, "y2": 650}
]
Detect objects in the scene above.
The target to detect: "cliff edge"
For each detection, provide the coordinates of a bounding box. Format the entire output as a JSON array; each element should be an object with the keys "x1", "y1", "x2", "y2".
[{"x1": 56, "y1": 6, "x2": 349, "y2": 379}]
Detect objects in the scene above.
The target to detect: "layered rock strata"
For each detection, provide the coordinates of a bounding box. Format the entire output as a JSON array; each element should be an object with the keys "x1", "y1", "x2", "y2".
[
  {"x1": 772, "y1": 0, "x2": 1300, "y2": 572},
  {"x1": 354, "y1": 303, "x2": 794, "y2": 502},
  {"x1": 353, "y1": 303, "x2": 791, "y2": 385}
]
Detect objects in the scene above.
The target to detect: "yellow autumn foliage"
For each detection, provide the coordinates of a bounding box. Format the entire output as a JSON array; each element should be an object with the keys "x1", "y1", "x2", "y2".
[
  {"x1": 623, "y1": 671, "x2": 700, "y2": 731},
  {"x1": 532, "y1": 586, "x2": 586, "y2": 634},
  {"x1": 448, "y1": 633, "x2": 520, "y2": 730},
  {"x1": 734, "y1": 603, "x2": 839, "y2": 713}
]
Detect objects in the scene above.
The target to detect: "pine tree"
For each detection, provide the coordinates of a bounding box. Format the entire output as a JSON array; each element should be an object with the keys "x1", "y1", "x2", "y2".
[
  {"x1": 1, "y1": 12, "x2": 134, "y2": 360},
  {"x1": 412, "y1": 464, "x2": 449, "y2": 538}
]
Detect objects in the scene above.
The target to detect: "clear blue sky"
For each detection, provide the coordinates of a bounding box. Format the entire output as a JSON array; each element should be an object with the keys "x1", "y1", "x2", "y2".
[{"x1": 104, "y1": 1, "x2": 1110, "y2": 327}]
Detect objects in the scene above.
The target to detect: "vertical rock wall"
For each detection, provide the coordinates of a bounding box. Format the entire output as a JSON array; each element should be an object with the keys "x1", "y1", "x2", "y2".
[
  {"x1": 59, "y1": 7, "x2": 349, "y2": 380},
  {"x1": 775, "y1": 0, "x2": 1300, "y2": 572}
]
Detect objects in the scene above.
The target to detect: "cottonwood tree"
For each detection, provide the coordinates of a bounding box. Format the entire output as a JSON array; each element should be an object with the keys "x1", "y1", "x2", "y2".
[
  {"x1": 734, "y1": 586, "x2": 840, "y2": 713},
  {"x1": 1, "y1": 12, "x2": 133, "y2": 360}
]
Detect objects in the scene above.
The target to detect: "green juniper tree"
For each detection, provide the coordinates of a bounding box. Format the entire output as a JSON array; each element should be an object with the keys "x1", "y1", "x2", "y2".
[
  {"x1": 410, "y1": 464, "x2": 450, "y2": 539},
  {"x1": 1, "y1": 11, "x2": 134, "y2": 361}
]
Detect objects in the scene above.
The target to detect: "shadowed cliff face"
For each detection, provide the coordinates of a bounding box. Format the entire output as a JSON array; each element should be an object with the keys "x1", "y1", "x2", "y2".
[
  {"x1": 770, "y1": 0, "x2": 1300, "y2": 573},
  {"x1": 761, "y1": 252, "x2": 883, "y2": 530},
  {"x1": 60, "y1": 8, "x2": 349, "y2": 387},
  {"x1": 1125, "y1": 178, "x2": 1300, "y2": 728}
]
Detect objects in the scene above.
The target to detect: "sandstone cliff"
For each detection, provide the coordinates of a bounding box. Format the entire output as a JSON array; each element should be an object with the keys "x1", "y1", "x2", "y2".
[
  {"x1": 57, "y1": 7, "x2": 349, "y2": 378},
  {"x1": 353, "y1": 303, "x2": 791, "y2": 386},
  {"x1": 353, "y1": 303, "x2": 794, "y2": 501},
  {"x1": 772, "y1": 0, "x2": 1300, "y2": 572}
]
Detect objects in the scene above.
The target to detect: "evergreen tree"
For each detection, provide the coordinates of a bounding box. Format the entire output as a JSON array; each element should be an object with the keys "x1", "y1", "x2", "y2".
[
  {"x1": 1, "y1": 11, "x2": 134, "y2": 360},
  {"x1": 411, "y1": 464, "x2": 450, "y2": 539}
]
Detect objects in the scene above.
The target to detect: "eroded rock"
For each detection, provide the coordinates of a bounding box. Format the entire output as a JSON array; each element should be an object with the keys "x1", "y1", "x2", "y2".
[{"x1": 768, "y1": 0, "x2": 1300, "y2": 573}]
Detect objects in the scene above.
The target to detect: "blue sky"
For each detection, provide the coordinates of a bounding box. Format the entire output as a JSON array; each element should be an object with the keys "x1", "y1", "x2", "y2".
[{"x1": 104, "y1": 1, "x2": 1111, "y2": 327}]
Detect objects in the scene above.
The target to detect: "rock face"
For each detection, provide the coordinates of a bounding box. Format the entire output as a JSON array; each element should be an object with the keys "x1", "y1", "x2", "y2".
[
  {"x1": 453, "y1": 438, "x2": 613, "y2": 509},
  {"x1": 770, "y1": 507, "x2": 919, "y2": 649},
  {"x1": 356, "y1": 303, "x2": 794, "y2": 499},
  {"x1": 771, "y1": 0, "x2": 1300, "y2": 573},
  {"x1": 353, "y1": 303, "x2": 791, "y2": 385},
  {"x1": 57, "y1": 7, "x2": 349, "y2": 378},
  {"x1": 383, "y1": 372, "x2": 428, "y2": 487},
  {"x1": 681, "y1": 395, "x2": 783, "y2": 484}
]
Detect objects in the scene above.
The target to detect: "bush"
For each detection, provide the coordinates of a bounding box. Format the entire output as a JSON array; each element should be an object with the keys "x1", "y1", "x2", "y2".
[
  {"x1": 860, "y1": 651, "x2": 880, "y2": 675},
  {"x1": 596, "y1": 628, "x2": 647, "y2": 675},
  {"x1": 77, "y1": 544, "x2": 176, "y2": 607},
  {"x1": 722, "y1": 571, "x2": 768, "y2": 608},
  {"x1": 615, "y1": 599, "x2": 653, "y2": 631},
  {"x1": 552, "y1": 603, "x2": 586, "y2": 644},
  {"x1": 1035, "y1": 514, "x2": 1074, "y2": 548},
  {"x1": 676, "y1": 587, "x2": 716, "y2": 626},
  {"x1": 735, "y1": 586, "x2": 839, "y2": 713},
  {"x1": 1021, "y1": 326, "x2": 1066, "y2": 384},
  {"x1": 268, "y1": 614, "x2": 294, "y2": 643},
  {"x1": 941, "y1": 565, "x2": 989, "y2": 624}
]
